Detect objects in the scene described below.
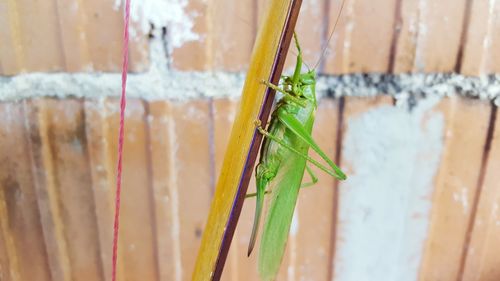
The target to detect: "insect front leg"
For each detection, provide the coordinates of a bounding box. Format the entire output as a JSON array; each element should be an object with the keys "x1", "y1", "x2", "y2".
[
  {"x1": 260, "y1": 80, "x2": 306, "y2": 107},
  {"x1": 245, "y1": 190, "x2": 270, "y2": 199}
]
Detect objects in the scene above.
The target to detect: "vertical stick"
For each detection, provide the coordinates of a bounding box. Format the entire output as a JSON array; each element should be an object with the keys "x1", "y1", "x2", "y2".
[{"x1": 191, "y1": 1, "x2": 303, "y2": 279}]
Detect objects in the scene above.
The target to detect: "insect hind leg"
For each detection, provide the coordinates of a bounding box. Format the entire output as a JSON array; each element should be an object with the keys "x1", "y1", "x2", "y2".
[{"x1": 254, "y1": 119, "x2": 345, "y2": 180}]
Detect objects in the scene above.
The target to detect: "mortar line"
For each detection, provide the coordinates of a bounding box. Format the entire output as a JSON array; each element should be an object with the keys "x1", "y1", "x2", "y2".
[
  {"x1": 388, "y1": 0, "x2": 403, "y2": 73},
  {"x1": 80, "y1": 97, "x2": 106, "y2": 281},
  {"x1": 454, "y1": 0, "x2": 474, "y2": 73},
  {"x1": 2, "y1": 72, "x2": 500, "y2": 105},
  {"x1": 53, "y1": 0, "x2": 68, "y2": 70},
  {"x1": 413, "y1": 0, "x2": 426, "y2": 72},
  {"x1": 208, "y1": 97, "x2": 217, "y2": 196},
  {"x1": 162, "y1": 27, "x2": 172, "y2": 70},
  {"x1": 318, "y1": 0, "x2": 330, "y2": 73},
  {"x1": 456, "y1": 104, "x2": 497, "y2": 281},
  {"x1": 251, "y1": 0, "x2": 258, "y2": 46},
  {"x1": 142, "y1": 100, "x2": 161, "y2": 281},
  {"x1": 20, "y1": 100, "x2": 52, "y2": 280},
  {"x1": 327, "y1": 96, "x2": 345, "y2": 281}
]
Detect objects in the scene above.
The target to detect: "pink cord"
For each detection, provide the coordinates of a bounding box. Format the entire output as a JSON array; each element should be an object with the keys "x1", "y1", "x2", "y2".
[{"x1": 112, "y1": 0, "x2": 130, "y2": 280}]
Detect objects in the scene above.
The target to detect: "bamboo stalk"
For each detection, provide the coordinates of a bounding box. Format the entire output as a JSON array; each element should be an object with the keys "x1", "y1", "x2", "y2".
[{"x1": 191, "y1": 1, "x2": 302, "y2": 280}]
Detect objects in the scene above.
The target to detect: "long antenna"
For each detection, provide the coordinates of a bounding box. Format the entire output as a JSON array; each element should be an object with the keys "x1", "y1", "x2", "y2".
[{"x1": 313, "y1": 0, "x2": 346, "y2": 70}]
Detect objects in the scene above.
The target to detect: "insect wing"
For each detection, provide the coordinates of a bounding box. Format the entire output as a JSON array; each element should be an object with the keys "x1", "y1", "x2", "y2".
[{"x1": 258, "y1": 150, "x2": 307, "y2": 281}]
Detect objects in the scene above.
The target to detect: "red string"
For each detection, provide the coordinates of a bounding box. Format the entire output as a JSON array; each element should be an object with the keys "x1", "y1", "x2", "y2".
[{"x1": 112, "y1": 0, "x2": 130, "y2": 280}]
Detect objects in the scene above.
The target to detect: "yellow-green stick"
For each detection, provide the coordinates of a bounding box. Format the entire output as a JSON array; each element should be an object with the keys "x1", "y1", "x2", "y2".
[{"x1": 191, "y1": 0, "x2": 303, "y2": 280}]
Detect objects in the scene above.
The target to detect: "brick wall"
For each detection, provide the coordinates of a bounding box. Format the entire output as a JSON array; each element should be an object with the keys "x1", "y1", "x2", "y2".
[{"x1": 1, "y1": 1, "x2": 500, "y2": 281}]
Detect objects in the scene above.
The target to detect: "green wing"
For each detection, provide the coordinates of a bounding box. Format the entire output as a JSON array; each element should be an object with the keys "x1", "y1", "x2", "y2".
[{"x1": 258, "y1": 148, "x2": 307, "y2": 281}]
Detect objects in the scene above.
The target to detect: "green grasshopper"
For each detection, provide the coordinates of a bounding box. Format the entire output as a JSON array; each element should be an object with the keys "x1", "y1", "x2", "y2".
[{"x1": 246, "y1": 32, "x2": 347, "y2": 281}]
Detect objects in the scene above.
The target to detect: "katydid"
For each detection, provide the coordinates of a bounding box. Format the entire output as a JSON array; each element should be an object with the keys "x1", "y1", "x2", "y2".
[{"x1": 246, "y1": 31, "x2": 346, "y2": 281}]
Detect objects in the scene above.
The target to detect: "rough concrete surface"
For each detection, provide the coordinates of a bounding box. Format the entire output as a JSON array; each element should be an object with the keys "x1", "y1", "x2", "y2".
[{"x1": 336, "y1": 97, "x2": 444, "y2": 281}]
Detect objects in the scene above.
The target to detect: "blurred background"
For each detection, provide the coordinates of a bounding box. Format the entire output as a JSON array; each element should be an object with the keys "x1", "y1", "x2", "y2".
[{"x1": 1, "y1": 0, "x2": 499, "y2": 281}]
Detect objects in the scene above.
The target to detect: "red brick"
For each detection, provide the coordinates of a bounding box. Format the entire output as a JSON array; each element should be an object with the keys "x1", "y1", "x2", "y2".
[
  {"x1": 419, "y1": 97, "x2": 491, "y2": 281},
  {"x1": 0, "y1": 102, "x2": 52, "y2": 281},
  {"x1": 462, "y1": 108, "x2": 500, "y2": 281}
]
